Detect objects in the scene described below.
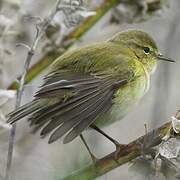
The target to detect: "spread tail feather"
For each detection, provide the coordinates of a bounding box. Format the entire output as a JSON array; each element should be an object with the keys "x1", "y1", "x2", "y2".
[{"x1": 7, "y1": 100, "x2": 41, "y2": 124}]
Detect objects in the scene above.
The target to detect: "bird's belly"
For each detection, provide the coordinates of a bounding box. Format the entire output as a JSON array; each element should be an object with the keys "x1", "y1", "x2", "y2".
[{"x1": 93, "y1": 77, "x2": 148, "y2": 127}]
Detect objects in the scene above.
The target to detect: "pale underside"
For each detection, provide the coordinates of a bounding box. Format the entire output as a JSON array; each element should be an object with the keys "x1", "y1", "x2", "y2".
[{"x1": 94, "y1": 75, "x2": 148, "y2": 127}]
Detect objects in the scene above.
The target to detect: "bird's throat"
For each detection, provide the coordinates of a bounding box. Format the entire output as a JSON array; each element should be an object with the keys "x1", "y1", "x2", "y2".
[
  {"x1": 131, "y1": 53, "x2": 150, "y2": 93},
  {"x1": 139, "y1": 62, "x2": 150, "y2": 93}
]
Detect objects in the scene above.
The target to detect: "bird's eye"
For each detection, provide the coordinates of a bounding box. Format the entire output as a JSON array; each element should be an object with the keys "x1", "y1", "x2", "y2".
[{"x1": 143, "y1": 47, "x2": 150, "y2": 54}]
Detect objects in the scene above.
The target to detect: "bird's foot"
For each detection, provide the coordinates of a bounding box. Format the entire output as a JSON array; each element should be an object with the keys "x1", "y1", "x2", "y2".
[{"x1": 113, "y1": 141, "x2": 127, "y2": 162}]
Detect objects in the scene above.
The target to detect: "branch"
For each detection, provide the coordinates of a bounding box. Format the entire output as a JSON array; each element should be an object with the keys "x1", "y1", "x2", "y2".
[
  {"x1": 7, "y1": 0, "x2": 161, "y2": 90},
  {"x1": 61, "y1": 121, "x2": 177, "y2": 180}
]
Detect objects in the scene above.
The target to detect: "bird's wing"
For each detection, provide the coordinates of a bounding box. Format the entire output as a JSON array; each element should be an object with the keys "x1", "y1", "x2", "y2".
[
  {"x1": 39, "y1": 71, "x2": 129, "y2": 144},
  {"x1": 7, "y1": 70, "x2": 130, "y2": 144}
]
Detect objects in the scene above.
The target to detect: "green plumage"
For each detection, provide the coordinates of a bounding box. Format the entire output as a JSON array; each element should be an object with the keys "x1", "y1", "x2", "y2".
[{"x1": 7, "y1": 30, "x2": 159, "y2": 144}]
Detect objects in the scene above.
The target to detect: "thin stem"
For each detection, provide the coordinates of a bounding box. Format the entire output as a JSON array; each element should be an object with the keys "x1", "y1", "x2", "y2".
[
  {"x1": 5, "y1": 50, "x2": 34, "y2": 180},
  {"x1": 5, "y1": 1, "x2": 62, "y2": 179}
]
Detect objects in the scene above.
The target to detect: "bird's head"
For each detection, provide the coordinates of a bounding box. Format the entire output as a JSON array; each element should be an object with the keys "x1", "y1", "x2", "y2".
[{"x1": 109, "y1": 30, "x2": 175, "y2": 74}]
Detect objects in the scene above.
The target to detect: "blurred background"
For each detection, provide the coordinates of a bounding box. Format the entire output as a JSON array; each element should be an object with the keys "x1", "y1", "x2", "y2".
[{"x1": 0, "y1": 0, "x2": 180, "y2": 180}]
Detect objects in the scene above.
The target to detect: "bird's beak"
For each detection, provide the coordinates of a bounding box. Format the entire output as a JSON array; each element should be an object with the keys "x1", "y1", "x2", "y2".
[{"x1": 157, "y1": 54, "x2": 175, "y2": 63}]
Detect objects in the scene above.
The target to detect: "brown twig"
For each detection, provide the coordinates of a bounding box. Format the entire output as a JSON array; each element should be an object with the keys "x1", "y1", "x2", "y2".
[{"x1": 61, "y1": 121, "x2": 175, "y2": 180}]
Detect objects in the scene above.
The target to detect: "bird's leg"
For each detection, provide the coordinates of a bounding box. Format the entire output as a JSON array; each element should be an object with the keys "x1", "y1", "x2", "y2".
[
  {"x1": 80, "y1": 134, "x2": 98, "y2": 164},
  {"x1": 90, "y1": 125, "x2": 126, "y2": 160}
]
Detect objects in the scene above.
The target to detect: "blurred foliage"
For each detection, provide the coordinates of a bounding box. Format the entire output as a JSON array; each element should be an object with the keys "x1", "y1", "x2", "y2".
[{"x1": 110, "y1": 0, "x2": 169, "y2": 24}]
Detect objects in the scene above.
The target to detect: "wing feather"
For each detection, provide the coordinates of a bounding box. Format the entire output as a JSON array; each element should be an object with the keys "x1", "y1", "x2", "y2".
[
  {"x1": 48, "y1": 88, "x2": 113, "y2": 143},
  {"x1": 7, "y1": 69, "x2": 129, "y2": 144},
  {"x1": 30, "y1": 86, "x2": 101, "y2": 126},
  {"x1": 7, "y1": 100, "x2": 41, "y2": 124}
]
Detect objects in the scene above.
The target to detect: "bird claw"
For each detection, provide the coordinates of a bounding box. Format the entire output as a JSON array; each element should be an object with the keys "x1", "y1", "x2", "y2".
[
  {"x1": 113, "y1": 143, "x2": 127, "y2": 162},
  {"x1": 114, "y1": 145, "x2": 121, "y2": 161}
]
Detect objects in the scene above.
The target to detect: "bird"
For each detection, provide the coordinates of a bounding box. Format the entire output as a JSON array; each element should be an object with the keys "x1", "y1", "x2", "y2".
[{"x1": 7, "y1": 29, "x2": 174, "y2": 161}]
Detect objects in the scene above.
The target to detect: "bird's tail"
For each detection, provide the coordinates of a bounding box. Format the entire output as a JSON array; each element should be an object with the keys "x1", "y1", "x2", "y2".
[{"x1": 7, "y1": 100, "x2": 41, "y2": 124}]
